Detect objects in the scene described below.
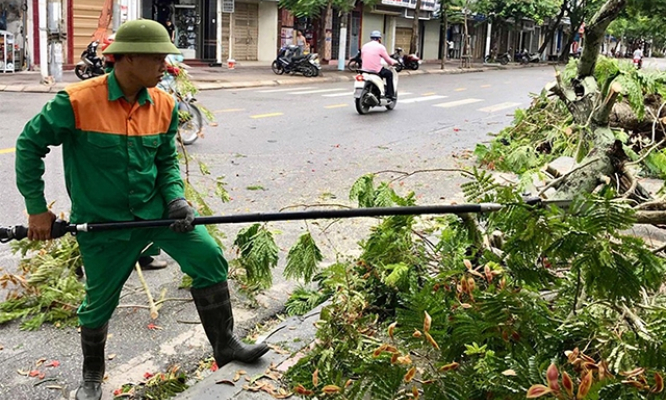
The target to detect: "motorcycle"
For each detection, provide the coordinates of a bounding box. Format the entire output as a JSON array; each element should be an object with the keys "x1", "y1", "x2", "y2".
[
  {"x1": 353, "y1": 61, "x2": 402, "y2": 115},
  {"x1": 516, "y1": 49, "x2": 540, "y2": 65},
  {"x1": 633, "y1": 56, "x2": 642, "y2": 69},
  {"x1": 271, "y1": 45, "x2": 320, "y2": 77},
  {"x1": 347, "y1": 50, "x2": 362, "y2": 71},
  {"x1": 158, "y1": 61, "x2": 203, "y2": 145},
  {"x1": 484, "y1": 47, "x2": 511, "y2": 65},
  {"x1": 392, "y1": 48, "x2": 421, "y2": 70},
  {"x1": 75, "y1": 41, "x2": 106, "y2": 80}
]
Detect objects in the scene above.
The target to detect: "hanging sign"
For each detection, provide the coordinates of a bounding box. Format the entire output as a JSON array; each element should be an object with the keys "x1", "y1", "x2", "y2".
[{"x1": 222, "y1": 0, "x2": 234, "y2": 13}]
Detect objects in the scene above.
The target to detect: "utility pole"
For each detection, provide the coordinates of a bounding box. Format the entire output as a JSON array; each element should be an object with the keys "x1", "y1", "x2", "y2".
[
  {"x1": 337, "y1": 13, "x2": 348, "y2": 71},
  {"x1": 216, "y1": 0, "x2": 223, "y2": 65},
  {"x1": 38, "y1": 0, "x2": 48, "y2": 81},
  {"x1": 46, "y1": 0, "x2": 64, "y2": 82},
  {"x1": 484, "y1": 21, "x2": 491, "y2": 59}
]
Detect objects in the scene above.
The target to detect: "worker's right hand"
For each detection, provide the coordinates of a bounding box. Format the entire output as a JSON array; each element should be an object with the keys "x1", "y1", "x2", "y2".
[
  {"x1": 28, "y1": 211, "x2": 57, "y2": 241},
  {"x1": 168, "y1": 198, "x2": 195, "y2": 233}
]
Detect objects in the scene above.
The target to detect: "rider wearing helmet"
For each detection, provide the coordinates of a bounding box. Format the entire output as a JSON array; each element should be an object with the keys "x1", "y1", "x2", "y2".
[
  {"x1": 361, "y1": 30, "x2": 398, "y2": 100},
  {"x1": 15, "y1": 19, "x2": 268, "y2": 400}
]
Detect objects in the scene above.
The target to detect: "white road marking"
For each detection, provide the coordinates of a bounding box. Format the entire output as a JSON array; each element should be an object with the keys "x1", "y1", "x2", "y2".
[
  {"x1": 401, "y1": 95, "x2": 448, "y2": 104},
  {"x1": 322, "y1": 91, "x2": 354, "y2": 97},
  {"x1": 322, "y1": 91, "x2": 414, "y2": 98},
  {"x1": 434, "y1": 98, "x2": 484, "y2": 108},
  {"x1": 257, "y1": 87, "x2": 316, "y2": 93},
  {"x1": 478, "y1": 102, "x2": 521, "y2": 113},
  {"x1": 288, "y1": 88, "x2": 348, "y2": 95}
]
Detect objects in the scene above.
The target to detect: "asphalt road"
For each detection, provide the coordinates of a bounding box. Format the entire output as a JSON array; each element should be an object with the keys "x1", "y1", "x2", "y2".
[{"x1": 0, "y1": 65, "x2": 563, "y2": 399}]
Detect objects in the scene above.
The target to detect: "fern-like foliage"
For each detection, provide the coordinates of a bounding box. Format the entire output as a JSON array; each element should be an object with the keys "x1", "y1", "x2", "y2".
[
  {"x1": 284, "y1": 285, "x2": 331, "y2": 316},
  {"x1": 284, "y1": 233, "x2": 324, "y2": 283},
  {"x1": 232, "y1": 223, "x2": 279, "y2": 289},
  {"x1": 0, "y1": 235, "x2": 84, "y2": 330}
]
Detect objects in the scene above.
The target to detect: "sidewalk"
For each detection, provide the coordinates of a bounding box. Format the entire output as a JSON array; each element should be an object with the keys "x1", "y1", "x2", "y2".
[
  {"x1": 172, "y1": 303, "x2": 327, "y2": 400},
  {"x1": 0, "y1": 60, "x2": 553, "y2": 94}
]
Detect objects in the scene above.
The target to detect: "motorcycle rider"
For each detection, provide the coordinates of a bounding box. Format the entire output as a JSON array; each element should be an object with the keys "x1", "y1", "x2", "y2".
[{"x1": 361, "y1": 30, "x2": 397, "y2": 101}]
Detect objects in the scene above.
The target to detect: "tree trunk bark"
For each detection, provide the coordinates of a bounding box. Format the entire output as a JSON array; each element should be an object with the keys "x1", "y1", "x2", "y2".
[
  {"x1": 318, "y1": 0, "x2": 333, "y2": 62},
  {"x1": 546, "y1": 0, "x2": 628, "y2": 201},
  {"x1": 537, "y1": 2, "x2": 566, "y2": 57},
  {"x1": 440, "y1": 4, "x2": 448, "y2": 69},
  {"x1": 577, "y1": 0, "x2": 626, "y2": 78},
  {"x1": 462, "y1": 0, "x2": 470, "y2": 62},
  {"x1": 410, "y1": 0, "x2": 422, "y2": 55}
]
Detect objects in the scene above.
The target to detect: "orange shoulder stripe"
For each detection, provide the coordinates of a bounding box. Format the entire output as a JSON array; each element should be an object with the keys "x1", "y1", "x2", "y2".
[{"x1": 66, "y1": 76, "x2": 175, "y2": 136}]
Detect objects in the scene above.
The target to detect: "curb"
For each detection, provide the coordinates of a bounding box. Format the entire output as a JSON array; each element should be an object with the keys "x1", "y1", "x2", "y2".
[
  {"x1": 172, "y1": 303, "x2": 326, "y2": 400},
  {"x1": 0, "y1": 63, "x2": 548, "y2": 93},
  {"x1": 193, "y1": 66, "x2": 492, "y2": 91}
]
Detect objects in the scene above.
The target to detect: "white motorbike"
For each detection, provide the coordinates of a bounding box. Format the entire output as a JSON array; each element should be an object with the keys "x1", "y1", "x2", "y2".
[{"x1": 353, "y1": 61, "x2": 403, "y2": 115}]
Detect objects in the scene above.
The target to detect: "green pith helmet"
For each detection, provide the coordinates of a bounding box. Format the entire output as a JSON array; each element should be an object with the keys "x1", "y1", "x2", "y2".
[{"x1": 103, "y1": 19, "x2": 180, "y2": 55}]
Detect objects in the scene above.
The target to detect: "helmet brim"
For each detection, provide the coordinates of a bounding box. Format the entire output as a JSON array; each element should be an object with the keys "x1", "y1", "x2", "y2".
[{"x1": 103, "y1": 41, "x2": 181, "y2": 55}]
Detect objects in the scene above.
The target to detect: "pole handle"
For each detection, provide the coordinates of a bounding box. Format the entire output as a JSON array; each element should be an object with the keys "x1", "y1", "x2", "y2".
[{"x1": 0, "y1": 219, "x2": 70, "y2": 243}]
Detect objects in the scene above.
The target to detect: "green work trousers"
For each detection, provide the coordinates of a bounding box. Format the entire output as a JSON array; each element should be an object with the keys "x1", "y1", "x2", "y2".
[{"x1": 76, "y1": 225, "x2": 227, "y2": 328}]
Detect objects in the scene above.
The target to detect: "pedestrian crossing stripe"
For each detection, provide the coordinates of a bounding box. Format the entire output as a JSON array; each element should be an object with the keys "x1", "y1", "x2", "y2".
[
  {"x1": 322, "y1": 92, "x2": 354, "y2": 97},
  {"x1": 288, "y1": 88, "x2": 347, "y2": 95},
  {"x1": 401, "y1": 95, "x2": 448, "y2": 104},
  {"x1": 322, "y1": 91, "x2": 415, "y2": 98},
  {"x1": 257, "y1": 87, "x2": 316, "y2": 93},
  {"x1": 434, "y1": 98, "x2": 484, "y2": 108},
  {"x1": 478, "y1": 102, "x2": 521, "y2": 113}
]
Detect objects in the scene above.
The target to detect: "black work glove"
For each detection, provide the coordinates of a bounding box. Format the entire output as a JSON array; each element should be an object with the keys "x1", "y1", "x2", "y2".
[{"x1": 168, "y1": 198, "x2": 195, "y2": 233}]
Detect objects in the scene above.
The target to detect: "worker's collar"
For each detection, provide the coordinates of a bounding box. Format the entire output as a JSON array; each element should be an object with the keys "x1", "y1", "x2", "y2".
[{"x1": 107, "y1": 71, "x2": 154, "y2": 106}]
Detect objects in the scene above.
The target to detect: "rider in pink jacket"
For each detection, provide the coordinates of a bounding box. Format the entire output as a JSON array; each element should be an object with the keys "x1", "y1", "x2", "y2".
[{"x1": 361, "y1": 30, "x2": 397, "y2": 100}]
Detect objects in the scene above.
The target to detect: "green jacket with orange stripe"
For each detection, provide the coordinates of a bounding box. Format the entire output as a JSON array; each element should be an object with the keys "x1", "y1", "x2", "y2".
[{"x1": 15, "y1": 71, "x2": 184, "y2": 232}]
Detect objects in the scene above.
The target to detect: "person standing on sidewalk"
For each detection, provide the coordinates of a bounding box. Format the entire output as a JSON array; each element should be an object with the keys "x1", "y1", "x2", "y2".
[{"x1": 14, "y1": 19, "x2": 268, "y2": 400}]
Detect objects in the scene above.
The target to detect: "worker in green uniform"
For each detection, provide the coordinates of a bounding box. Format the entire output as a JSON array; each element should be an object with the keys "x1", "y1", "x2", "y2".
[{"x1": 15, "y1": 19, "x2": 268, "y2": 400}]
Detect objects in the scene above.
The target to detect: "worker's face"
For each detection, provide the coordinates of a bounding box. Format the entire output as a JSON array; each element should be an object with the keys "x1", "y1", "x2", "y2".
[{"x1": 126, "y1": 54, "x2": 168, "y2": 88}]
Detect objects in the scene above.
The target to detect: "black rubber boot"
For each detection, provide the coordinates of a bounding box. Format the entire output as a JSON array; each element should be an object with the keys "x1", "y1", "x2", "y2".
[
  {"x1": 191, "y1": 281, "x2": 269, "y2": 367},
  {"x1": 75, "y1": 323, "x2": 107, "y2": 400}
]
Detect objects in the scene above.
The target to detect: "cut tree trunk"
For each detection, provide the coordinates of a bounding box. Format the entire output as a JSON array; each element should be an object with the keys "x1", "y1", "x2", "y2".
[{"x1": 546, "y1": 0, "x2": 629, "y2": 201}]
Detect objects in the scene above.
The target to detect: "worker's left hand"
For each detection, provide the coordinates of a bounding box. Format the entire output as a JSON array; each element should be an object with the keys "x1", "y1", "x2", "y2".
[{"x1": 168, "y1": 198, "x2": 195, "y2": 233}]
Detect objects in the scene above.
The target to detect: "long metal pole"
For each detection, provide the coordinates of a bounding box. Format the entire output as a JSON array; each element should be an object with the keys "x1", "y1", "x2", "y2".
[
  {"x1": 1, "y1": 203, "x2": 505, "y2": 242},
  {"x1": 76, "y1": 203, "x2": 503, "y2": 232}
]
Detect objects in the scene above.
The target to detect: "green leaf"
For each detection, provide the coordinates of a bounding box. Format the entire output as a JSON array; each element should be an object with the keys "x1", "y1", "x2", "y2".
[
  {"x1": 233, "y1": 224, "x2": 279, "y2": 288},
  {"x1": 284, "y1": 233, "x2": 324, "y2": 283}
]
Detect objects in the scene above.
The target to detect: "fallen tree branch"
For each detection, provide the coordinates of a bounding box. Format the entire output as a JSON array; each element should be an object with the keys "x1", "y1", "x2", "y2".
[
  {"x1": 134, "y1": 262, "x2": 159, "y2": 320},
  {"x1": 539, "y1": 158, "x2": 600, "y2": 196},
  {"x1": 635, "y1": 211, "x2": 666, "y2": 224}
]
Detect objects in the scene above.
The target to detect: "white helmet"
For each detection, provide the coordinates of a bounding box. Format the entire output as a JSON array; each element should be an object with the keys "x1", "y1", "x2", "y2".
[{"x1": 370, "y1": 30, "x2": 382, "y2": 40}]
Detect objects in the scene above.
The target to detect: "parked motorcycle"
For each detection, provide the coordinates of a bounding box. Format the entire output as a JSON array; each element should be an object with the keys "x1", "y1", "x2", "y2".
[
  {"x1": 391, "y1": 48, "x2": 421, "y2": 70},
  {"x1": 271, "y1": 45, "x2": 320, "y2": 77},
  {"x1": 75, "y1": 41, "x2": 106, "y2": 80},
  {"x1": 353, "y1": 62, "x2": 402, "y2": 115},
  {"x1": 347, "y1": 50, "x2": 362, "y2": 71},
  {"x1": 516, "y1": 49, "x2": 540, "y2": 65},
  {"x1": 484, "y1": 48, "x2": 511, "y2": 65}
]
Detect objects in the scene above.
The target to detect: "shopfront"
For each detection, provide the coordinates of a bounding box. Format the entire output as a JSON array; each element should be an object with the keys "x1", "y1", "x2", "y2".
[
  {"x1": 141, "y1": 0, "x2": 264, "y2": 62},
  {"x1": 0, "y1": 0, "x2": 27, "y2": 71}
]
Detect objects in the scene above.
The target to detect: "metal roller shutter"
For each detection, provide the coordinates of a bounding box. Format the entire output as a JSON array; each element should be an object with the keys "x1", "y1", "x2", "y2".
[
  {"x1": 220, "y1": 2, "x2": 258, "y2": 61},
  {"x1": 395, "y1": 27, "x2": 412, "y2": 53},
  {"x1": 233, "y1": 3, "x2": 258, "y2": 61},
  {"x1": 72, "y1": 0, "x2": 108, "y2": 60}
]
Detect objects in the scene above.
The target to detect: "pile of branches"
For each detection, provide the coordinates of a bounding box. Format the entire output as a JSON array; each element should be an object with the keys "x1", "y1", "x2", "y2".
[
  {"x1": 278, "y1": 172, "x2": 666, "y2": 399},
  {"x1": 476, "y1": 57, "x2": 666, "y2": 180}
]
